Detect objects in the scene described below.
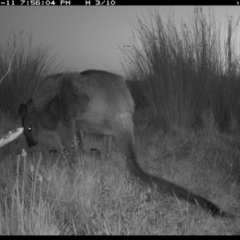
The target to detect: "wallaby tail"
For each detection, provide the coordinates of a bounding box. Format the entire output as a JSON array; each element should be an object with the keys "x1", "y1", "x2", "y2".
[{"x1": 123, "y1": 138, "x2": 227, "y2": 217}]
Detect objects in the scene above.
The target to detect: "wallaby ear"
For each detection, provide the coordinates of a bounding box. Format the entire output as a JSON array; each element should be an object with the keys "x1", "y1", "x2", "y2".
[
  {"x1": 19, "y1": 103, "x2": 27, "y2": 117},
  {"x1": 48, "y1": 95, "x2": 60, "y2": 117},
  {"x1": 26, "y1": 99, "x2": 35, "y2": 115}
]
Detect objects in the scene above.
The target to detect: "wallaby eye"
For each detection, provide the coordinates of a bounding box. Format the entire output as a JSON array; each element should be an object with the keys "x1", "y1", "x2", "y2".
[{"x1": 28, "y1": 126, "x2": 32, "y2": 132}]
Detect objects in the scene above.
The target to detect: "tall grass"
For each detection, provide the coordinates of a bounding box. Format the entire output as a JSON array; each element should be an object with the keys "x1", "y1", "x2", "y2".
[
  {"x1": 0, "y1": 31, "x2": 60, "y2": 120},
  {"x1": 121, "y1": 7, "x2": 240, "y2": 132},
  {"x1": 0, "y1": 125, "x2": 239, "y2": 234}
]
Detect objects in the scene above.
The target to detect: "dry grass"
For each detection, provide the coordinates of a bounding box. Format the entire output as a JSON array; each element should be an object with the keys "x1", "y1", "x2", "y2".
[{"x1": 0, "y1": 113, "x2": 239, "y2": 235}]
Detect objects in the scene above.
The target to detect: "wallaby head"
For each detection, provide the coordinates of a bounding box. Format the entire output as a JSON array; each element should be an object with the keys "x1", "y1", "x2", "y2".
[
  {"x1": 19, "y1": 95, "x2": 60, "y2": 148},
  {"x1": 19, "y1": 99, "x2": 42, "y2": 147}
]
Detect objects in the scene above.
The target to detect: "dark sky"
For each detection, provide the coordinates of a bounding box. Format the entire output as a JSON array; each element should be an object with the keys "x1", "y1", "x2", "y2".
[{"x1": 0, "y1": 6, "x2": 239, "y2": 75}]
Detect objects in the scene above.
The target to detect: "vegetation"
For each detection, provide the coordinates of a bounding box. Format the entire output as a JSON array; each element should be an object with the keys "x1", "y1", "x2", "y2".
[
  {"x1": 0, "y1": 7, "x2": 239, "y2": 235},
  {"x1": 121, "y1": 7, "x2": 240, "y2": 133},
  {"x1": 0, "y1": 119, "x2": 239, "y2": 234}
]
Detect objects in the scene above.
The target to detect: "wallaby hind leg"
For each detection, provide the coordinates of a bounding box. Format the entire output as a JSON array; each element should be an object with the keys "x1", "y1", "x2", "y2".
[
  {"x1": 113, "y1": 119, "x2": 145, "y2": 180},
  {"x1": 101, "y1": 135, "x2": 112, "y2": 160},
  {"x1": 112, "y1": 112, "x2": 137, "y2": 170}
]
